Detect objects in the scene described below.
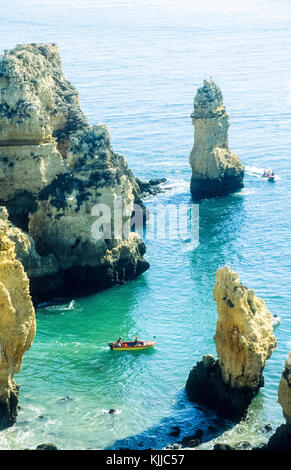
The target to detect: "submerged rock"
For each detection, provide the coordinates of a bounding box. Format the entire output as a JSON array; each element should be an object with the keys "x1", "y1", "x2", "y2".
[
  {"x1": 0, "y1": 44, "x2": 149, "y2": 302},
  {"x1": 0, "y1": 207, "x2": 36, "y2": 428},
  {"x1": 36, "y1": 443, "x2": 58, "y2": 450},
  {"x1": 265, "y1": 351, "x2": 291, "y2": 450},
  {"x1": 189, "y1": 79, "x2": 244, "y2": 200},
  {"x1": 180, "y1": 429, "x2": 203, "y2": 448},
  {"x1": 213, "y1": 443, "x2": 234, "y2": 451},
  {"x1": 278, "y1": 351, "x2": 291, "y2": 425},
  {"x1": 169, "y1": 426, "x2": 181, "y2": 437},
  {"x1": 186, "y1": 266, "x2": 276, "y2": 420},
  {"x1": 266, "y1": 424, "x2": 291, "y2": 450}
]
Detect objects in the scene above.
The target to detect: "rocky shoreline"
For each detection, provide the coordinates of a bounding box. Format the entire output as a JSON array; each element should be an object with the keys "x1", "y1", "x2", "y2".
[{"x1": 0, "y1": 207, "x2": 35, "y2": 428}]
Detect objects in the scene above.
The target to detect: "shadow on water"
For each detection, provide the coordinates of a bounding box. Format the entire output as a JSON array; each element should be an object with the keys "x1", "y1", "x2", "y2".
[
  {"x1": 188, "y1": 193, "x2": 246, "y2": 302},
  {"x1": 107, "y1": 388, "x2": 235, "y2": 450},
  {"x1": 195, "y1": 192, "x2": 246, "y2": 266}
]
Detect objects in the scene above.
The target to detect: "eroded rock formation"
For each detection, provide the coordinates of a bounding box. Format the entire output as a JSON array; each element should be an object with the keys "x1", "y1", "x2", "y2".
[
  {"x1": 0, "y1": 207, "x2": 36, "y2": 428},
  {"x1": 0, "y1": 44, "x2": 149, "y2": 301},
  {"x1": 189, "y1": 79, "x2": 244, "y2": 200},
  {"x1": 186, "y1": 266, "x2": 276, "y2": 419},
  {"x1": 266, "y1": 352, "x2": 291, "y2": 450},
  {"x1": 278, "y1": 351, "x2": 291, "y2": 424}
]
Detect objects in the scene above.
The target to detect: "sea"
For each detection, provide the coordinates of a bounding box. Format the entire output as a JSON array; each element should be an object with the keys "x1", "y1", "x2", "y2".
[{"x1": 0, "y1": 0, "x2": 290, "y2": 450}]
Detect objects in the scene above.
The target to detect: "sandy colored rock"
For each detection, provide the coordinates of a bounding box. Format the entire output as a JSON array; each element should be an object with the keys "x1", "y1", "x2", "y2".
[
  {"x1": 0, "y1": 207, "x2": 36, "y2": 428},
  {"x1": 214, "y1": 265, "x2": 276, "y2": 389},
  {"x1": 278, "y1": 351, "x2": 291, "y2": 424},
  {"x1": 0, "y1": 44, "x2": 148, "y2": 301},
  {"x1": 0, "y1": 43, "x2": 88, "y2": 146},
  {"x1": 189, "y1": 79, "x2": 244, "y2": 200},
  {"x1": 186, "y1": 266, "x2": 276, "y2": 419}
]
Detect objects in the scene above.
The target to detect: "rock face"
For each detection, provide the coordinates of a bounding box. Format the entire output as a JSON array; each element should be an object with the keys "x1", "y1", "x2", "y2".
[
  {"x1": 278, "y1": 351, "x2": 291, "y2": 425},
  {"x1": 189, "y1": 79, "x2": 244, "y2": 200},
  {"x1": 0, "y1": 207, "x2": 36, "y2": 428},
  {"x1": 0, "y1": 44, "x2": 149, "y2": 301},
  {"x1": 186, "y1": 266, "x2": 276, "y2": 419},
  {"x1": 266, "y1": 352, "x2": 291, "y2": 450}
]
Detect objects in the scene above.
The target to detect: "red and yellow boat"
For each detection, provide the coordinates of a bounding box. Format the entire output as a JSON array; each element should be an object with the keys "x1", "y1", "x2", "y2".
[{"x1": 109, "y1": 340, "x2": 156, "y2": 351}]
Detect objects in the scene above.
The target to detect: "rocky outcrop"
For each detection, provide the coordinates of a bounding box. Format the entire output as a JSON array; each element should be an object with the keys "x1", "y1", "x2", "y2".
[
  {"x1": 278, "y1": 351, "x2": 291, "y2": 425},
  {"x1": 0, "y1": 207, "x2": 36, "y2": 428},
  {"x1": 135, "y1": 178, "x2": 167, "y2": 198},
  {"x1": 265, "y1": 352, "x2": 291, "y2": 450},
  {"x1": 186, "y1": 266, "x2": 276, "y2": 419},
  {"x1": 0, "y1": 44, "x2": 149, "y2": 301},
  {"x1": 189, "y1": 79, "x2": 244, "y2": 200}
]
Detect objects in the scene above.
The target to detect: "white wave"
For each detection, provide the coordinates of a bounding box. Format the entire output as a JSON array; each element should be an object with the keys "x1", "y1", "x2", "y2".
[
  {"x1": 60, "y1": 300, "x2": 75, "y2": 311},
  {"x1": 100, "y1": 409, "x2": 122, "y2": 415},
  {"x1": 235, "y1": 188, "x2": 256, "y2": 196},
  {"x1": 245, "y1": 165, "x2": 280, "y2": 180},
  {"x1": 272, "y1": 315, "x2": 281, "y2": 326},
  {"x1": 181, "y1": 239, "x2": 199, "y2": 252},
  {"x1": 245, "y1": 165, "x2": 266, "y2": 175},
  {"x1": 164, "y1": 179, "x2": 190, "y2": 195}
]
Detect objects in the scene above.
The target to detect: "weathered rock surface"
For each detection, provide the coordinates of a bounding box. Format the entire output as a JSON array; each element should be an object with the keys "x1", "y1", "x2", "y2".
[
  {"x1": 135, "y1": 177, "x2": 167, "y2": 198},
  {"x1": 278, "y1": 351, "x2": 291, "y2": 425},
  {"x1": 189, "y1": 79, "x2": 244, "y2": 200},
  {"x1": 36, "y1": 443, "x2": 58, "y2": 450},
  {"x1": 265, "y1": 351, "x2": 291, "y2": 450},
  {"x1": 0, "y1": 207, "x2": 36, "y2": 428},
  {"x1": 186, "y1": 266, "x2": 276, "y2": 419},
  {"x1": 0, "y1": 44, "x2": 149, "y2": 301},
  {"x1": 265, "y1": 424, "x2": 291, "y2": 450}
]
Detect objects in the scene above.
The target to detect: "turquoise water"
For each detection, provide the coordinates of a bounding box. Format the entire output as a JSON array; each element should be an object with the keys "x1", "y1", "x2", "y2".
[{"x1": 0, "y1": 0, "x2": 291, "y2": 450}]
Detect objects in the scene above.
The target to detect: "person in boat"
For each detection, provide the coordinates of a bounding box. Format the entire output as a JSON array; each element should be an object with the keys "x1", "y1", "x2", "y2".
[
  {"x1": 116, "y1": 337, "x2": 123, "y2": 347},
  {"x1": 133, "y1": 336, "x2": 144, "y2": 346}
]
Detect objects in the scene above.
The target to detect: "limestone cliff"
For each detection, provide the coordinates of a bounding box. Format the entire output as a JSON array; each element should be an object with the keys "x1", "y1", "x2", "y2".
[
  {"x1": 265, "y1": 352, "x2": 291, "y2": 450},
  {"x1": 278, "y1": 351, "x2": 291, "y2": 424},
  {"x1": 0, "y1": 207, "x2": 36, "y2": 428},
  {"x1": 0, "y1": 44, "x2": 149, "y2": 301},
  {"x1": 186, "y1": 266, "x2": 276, "y2": 419},
  {"x1": 189, "y1": 79, "x2": 244, "y2": 200}
]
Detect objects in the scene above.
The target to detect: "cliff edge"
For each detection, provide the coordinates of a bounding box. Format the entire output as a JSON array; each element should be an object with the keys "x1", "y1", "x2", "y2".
[{"x1": 0, "y1": 44, "x2": 149, "y2": 301}]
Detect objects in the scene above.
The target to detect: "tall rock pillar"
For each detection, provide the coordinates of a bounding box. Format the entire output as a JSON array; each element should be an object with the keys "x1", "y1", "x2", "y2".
[{"x1": 189, "y1": 79, "x2": 244, "y2": 200}]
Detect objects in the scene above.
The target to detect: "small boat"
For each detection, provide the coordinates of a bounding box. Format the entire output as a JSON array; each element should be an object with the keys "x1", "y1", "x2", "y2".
[
  {"x1": 262, "y1": 169, "x2": 276, "y2": 182},
  {"x1": 109, "y1": 340, "x2": 156, "y2": 351},
  {"x1": 267, "y1": 175, "x2": 275, "y2": 182}
]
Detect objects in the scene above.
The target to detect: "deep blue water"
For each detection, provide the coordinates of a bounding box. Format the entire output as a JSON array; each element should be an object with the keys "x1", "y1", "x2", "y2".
[{"x1": 0, "y1": 0, "x2": 290, "y2": 449}]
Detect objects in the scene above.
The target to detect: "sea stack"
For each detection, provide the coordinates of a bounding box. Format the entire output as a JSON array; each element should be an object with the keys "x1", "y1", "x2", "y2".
[
  {"x1": 0, "y1": 207, "x2": 36, "y2": 428},
  {"x1": 0, "y1": 44, "x2": 149, "y2": 301},
  {"x1": 266, "y1": 352, "x2": 291, "y2": 450},
  {"x1": 186, "y1": 266, "x2": 276, "y2": 420},
  {"x1": 189, "y1": 79, "x2": 244, "y2": 200}
]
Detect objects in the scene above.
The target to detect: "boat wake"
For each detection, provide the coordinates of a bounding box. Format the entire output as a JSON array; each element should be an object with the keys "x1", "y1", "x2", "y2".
[{"x1": 245, "y1": 165, "x2": 280, "y2": 180}]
